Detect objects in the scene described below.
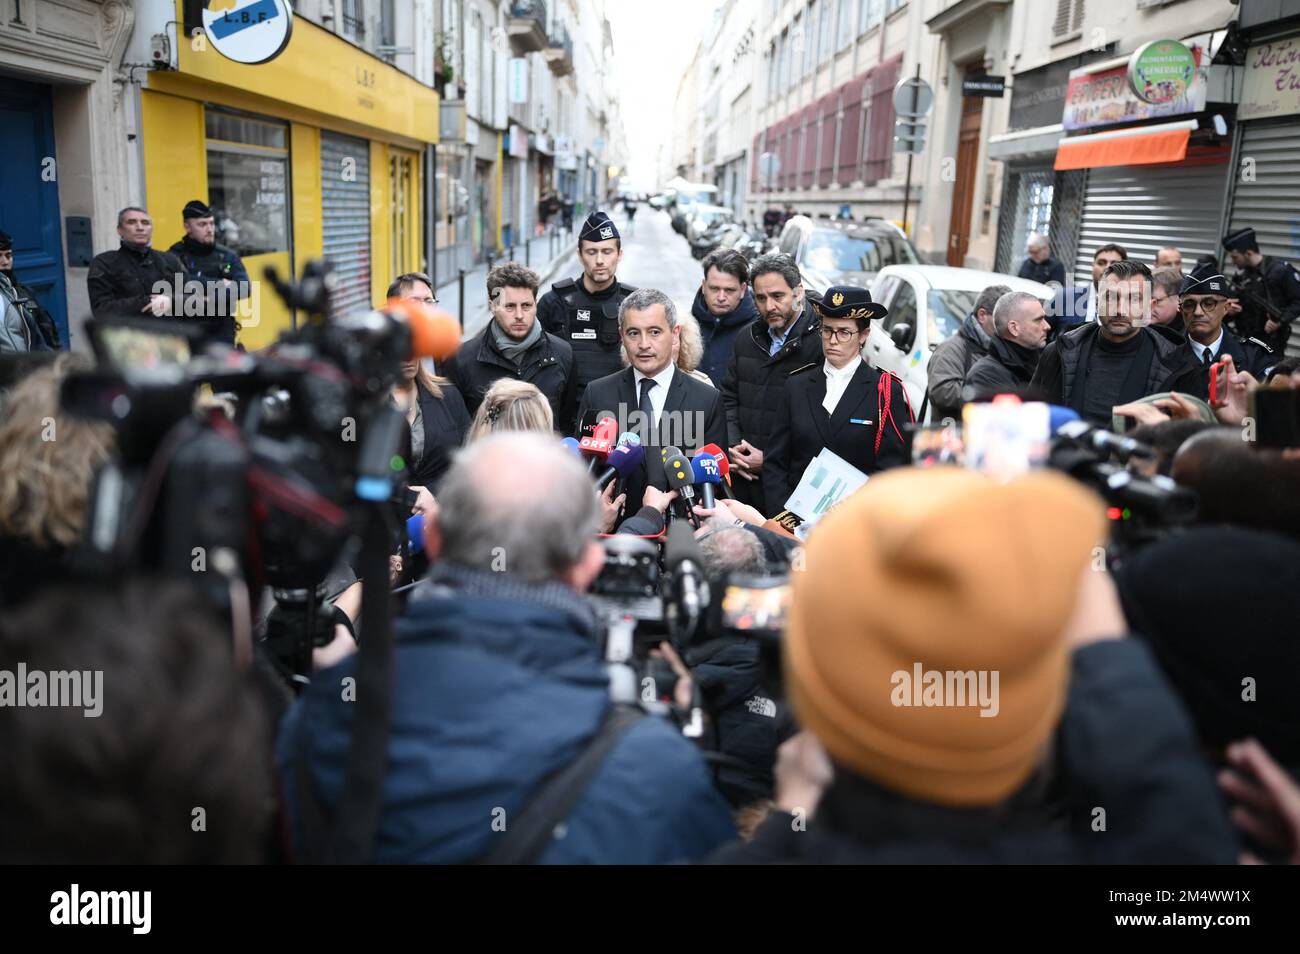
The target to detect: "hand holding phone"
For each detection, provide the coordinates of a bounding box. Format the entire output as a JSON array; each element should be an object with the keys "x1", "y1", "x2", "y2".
[{"x1": 1208, "y1": 357, "x2": 1231, "y2": 409}]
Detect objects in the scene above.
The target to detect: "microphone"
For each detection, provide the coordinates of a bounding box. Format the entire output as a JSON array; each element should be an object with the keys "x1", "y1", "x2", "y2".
[
  {"x1": 664, "y1": 520, "x2": 706, "y2": 641},
  {"x1": 1056, "y1": 419, "x2": 1155, "y2": 461},
  {"x1": 595, "y1": 442, "x2": 645, "y2": 492},
  {"x1": 697, "y1": 443, "x2": 733, "y2": 499},
  {"x1": 663, "y1": 452, "x2": 700, "y2": 528},
  {"x1": 560, "y1": 436, "x2": 583, "y2": 458},
  {"x1": 690, "y1": 454, "x2": 722, "y2": 509},
  {"x1": 1048, "y1": 404, "x2": 1081, "y2": 433},
  {"x1": 577, "y1": 408, "x2": 601, "y2": 440},
  {"x1": 580, "y1": 416, "x2": 618, "y2": 472},
  {"x1": 384, "y1": 298, "x2": 462, "y2": 360},
  {"x1": 406, "y1": 513, "x2": 425, "y2": 554}
]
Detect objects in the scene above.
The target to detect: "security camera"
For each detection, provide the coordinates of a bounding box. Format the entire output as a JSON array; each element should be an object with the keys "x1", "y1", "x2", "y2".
[{"x1": 150, "y1": 33, "x2": 172, "y2": 70}]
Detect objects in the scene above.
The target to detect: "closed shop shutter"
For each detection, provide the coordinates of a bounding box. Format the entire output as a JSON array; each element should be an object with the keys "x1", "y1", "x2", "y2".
[
  {"x1": 1072, "y1": 157, "x2": 1229, "y2": 284},
  {"x1": 321, "y1": 131, "x2": 372, "y2": 318},
  {"x1": 1227, "y1": 119, "x2": 1300, "y2": 358}
]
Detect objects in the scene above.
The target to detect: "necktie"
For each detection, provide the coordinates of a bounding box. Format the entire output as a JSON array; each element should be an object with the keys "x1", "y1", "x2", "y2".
[
  {"x1": 1202, "y1": 348, "x2": 1213, "y2": 369},
  {"x1": 638, "y1": 377, "x2": 657, "y2": 444}
]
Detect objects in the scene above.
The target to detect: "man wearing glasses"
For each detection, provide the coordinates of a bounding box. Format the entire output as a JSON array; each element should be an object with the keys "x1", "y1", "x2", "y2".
[
  {"x1": 1032, "y1": 260, "x2": 1204, "y2": 426},
  {"x1": 1180, "y1": 273, "x2": 1274, "y2": 380},
  {"x1": 763, "y1": 285, "x2": 913, "y2": 510}
]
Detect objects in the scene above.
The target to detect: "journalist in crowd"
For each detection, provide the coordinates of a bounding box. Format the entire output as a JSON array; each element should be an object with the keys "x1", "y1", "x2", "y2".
[{"x1": 277, "y1": 433, "x2": 736, "y2": 864}]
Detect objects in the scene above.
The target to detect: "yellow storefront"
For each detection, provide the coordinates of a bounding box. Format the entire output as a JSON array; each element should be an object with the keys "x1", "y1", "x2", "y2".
[{"x1": 141, "y1": 7, "x2": 438, "y2": 350}]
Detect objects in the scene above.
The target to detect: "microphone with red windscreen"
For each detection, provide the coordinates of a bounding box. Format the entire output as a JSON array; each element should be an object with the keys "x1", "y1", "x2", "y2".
[
  {"x1": 696, "y1": 443, "x2": 733, "y2": 499},
  {"x1": 580, "y1": 416, "x2": 618, "y2": 473}
]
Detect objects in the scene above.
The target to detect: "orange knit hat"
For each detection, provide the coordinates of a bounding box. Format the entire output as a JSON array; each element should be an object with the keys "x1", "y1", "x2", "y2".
[{"x1": 784, "y1": 467, "x2": 1108, "y2": 806}]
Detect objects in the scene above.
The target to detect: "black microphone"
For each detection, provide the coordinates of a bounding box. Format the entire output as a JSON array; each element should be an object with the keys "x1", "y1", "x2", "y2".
[
  {"x1": 1056, "y1": 419, "x2": 1155, "y2": 461},
  {"x1": 663, "y1": 452, "x2": 700, "y2": 528},
  {"x1": 663, "y1": 519, "x2": 706, "y2": 644}
]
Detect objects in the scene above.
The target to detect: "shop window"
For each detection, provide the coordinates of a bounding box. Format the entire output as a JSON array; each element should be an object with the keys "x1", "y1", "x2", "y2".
[{"x1": 204, "y1": 109, "x2": 290, "y2": 259}]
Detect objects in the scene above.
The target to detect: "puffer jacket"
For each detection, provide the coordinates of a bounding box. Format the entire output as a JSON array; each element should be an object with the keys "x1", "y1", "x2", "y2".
[{"x1": 694, "y1": 289, "x2": 759, "y2": 387}]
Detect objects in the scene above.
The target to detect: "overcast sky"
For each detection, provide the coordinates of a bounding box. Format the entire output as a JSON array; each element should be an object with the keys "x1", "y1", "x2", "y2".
[{"x1": 607, "y1": 0, "x2": 723, "y2": 190}]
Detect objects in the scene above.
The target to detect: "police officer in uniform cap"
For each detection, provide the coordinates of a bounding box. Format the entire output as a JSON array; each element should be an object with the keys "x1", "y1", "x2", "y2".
[
  {"x1": 1179, "y1": 271, "x2": 1274, "y2": 381},
  {"x1": 763, "y1": 284, "x2": 914, "y2": 511},
  {"x1": 168, "y1": 199, "x2": 251, "y2": 347},
  {"x1": 537, "y1": 209, "x2": 636, "y2": 430},
  {"x1": 1221, "y1": 227, "x2": 1300, "y2": 355}
]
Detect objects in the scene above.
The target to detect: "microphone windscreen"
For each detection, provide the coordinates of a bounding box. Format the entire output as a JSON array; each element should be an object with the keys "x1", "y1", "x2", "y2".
[
  {"x1": 660, "y1": 445, "x2": 683, "y2": 463},
  {"x1": 616, "y1": 431, "x2": 642, "y2": 448},
  {"x1": 697, "y1": 442, "x2": 729, "y2": 477},
  {"x1": 609, "y1": 442, "x2": 645, "y2": 476},
  {"x1": 560, "y1": 436, "x2": 583, "y2": 457},
  {"x1": 578, "y1": 408, "x2": 601, "y2": 438},
  {"x1": 691, "y1": 454, "x2": 721, "y2": 484},
  {"x1": 1048, "y1": 404, "x2": 1082, "y2": 433},
  {"x1": 663, "y1": 518, "x2": 704, "y2": 573},
  {"x1": 664, "y1": 453, "x2": 695, "y2": 491},
  {"x1": 406, "y1": 513, "x2": 425, "y2": 554},
  {"x1": 388, "y1": 298, "x2": 462, "y2": 360}
]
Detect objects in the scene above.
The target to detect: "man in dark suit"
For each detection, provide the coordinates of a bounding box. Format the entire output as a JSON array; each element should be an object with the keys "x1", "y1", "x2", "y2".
[
  {"x1": 576, "y1": 287, "x2": 727, "y2": 517},
  {"x1": 764, "y1": 285, "x2": 913, "y2": 512},
  {"x1": 1180, "y1": 271, "x2": 1274, "y2": 381}
]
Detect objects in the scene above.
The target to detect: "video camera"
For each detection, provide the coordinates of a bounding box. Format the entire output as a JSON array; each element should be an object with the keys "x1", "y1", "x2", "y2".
[{"x1": 59, "y1": 259, "x2": 460, "y2": 688}]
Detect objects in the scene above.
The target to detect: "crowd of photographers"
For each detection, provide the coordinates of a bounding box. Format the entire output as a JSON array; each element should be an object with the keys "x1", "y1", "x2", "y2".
[{"x1": 1, "y1": 207, "x2": 1300, "y2": 866}]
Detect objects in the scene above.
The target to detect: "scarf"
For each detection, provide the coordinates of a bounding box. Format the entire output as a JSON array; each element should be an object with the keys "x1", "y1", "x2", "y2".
[{"x1": 491, "y1": 317, "x2": 543, "y2": 366}]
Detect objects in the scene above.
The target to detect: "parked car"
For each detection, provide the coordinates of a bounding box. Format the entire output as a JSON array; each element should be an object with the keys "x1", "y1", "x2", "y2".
[
  {"x1": 692, "y1": 222, "x2": 747, "y2": 260},
  {"x1": 775, "y1": 215, "x2": 920, "y2": 294},
  {"x1": 669, "y1": 182, "x2": 720, "y2": 234},
  {"x1": 686, "y1": 205, "x2": 736, "y2": 243},
  {"x1": 865, "y1": 265, "x2": 1054, "y2": 421}
]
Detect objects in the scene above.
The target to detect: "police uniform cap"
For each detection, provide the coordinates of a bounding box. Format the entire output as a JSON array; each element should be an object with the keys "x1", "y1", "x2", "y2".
[
  {"x1": 183, "y1": 199, "x2": 213, "y2": 220},
  {"x1": 812, "y1": 284, "x2": 888, "y2": 322},
  {"x1": 580, "y1": 210, "x2": 620, "y2": 243},
  {"x1": 1222, "y1": 228, "x2": 1256, "y2": 252},
  {"x1": 1179, "y1": 273, "x2": 1237, "y2": 298}
]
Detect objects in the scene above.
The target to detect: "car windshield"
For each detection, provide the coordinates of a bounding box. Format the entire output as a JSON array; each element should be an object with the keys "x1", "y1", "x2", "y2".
[
  {"x1": 805, "y1": 229, "x2": 919, "y2": 274},
  {"x1": 926, "y1": 288, "x2": 981, "y2": 343}
]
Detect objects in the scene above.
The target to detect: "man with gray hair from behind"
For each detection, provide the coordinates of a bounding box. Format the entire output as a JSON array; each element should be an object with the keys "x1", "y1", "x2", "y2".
[
  {"x1": 964, "y1": 291, "x2": 1051, "y2": 401},
  {"x1": 277, "y1": 432, "x2": 736, "y2": 865}
]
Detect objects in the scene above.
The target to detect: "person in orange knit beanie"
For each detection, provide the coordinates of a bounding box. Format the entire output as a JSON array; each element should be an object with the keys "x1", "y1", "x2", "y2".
[{"x1": 709, "y1": 467, "x2": 1239, "y2": 864}]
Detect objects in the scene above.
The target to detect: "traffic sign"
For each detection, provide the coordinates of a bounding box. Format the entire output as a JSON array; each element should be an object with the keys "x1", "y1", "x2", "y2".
[
  {"x1": 893, "y1": 77, "x2": 934, "y2": 118},
  {"x1": 758, "y1": 151, "x2": 781, "y2": 185}
]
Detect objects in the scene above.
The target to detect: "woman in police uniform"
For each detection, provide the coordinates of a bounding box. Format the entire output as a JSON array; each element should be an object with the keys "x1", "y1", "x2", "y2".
[{"x1": 763, "y1": 284, "x2": 913, "y2": 513}]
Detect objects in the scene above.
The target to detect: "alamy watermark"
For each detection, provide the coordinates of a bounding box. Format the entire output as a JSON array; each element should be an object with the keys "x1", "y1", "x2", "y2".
[
  {"x1": 891, "y1": 663, "x2": 1000, "y2": 718},
  {"x1": 0, "y1": 664, "x2": 103, "y2": 718}
]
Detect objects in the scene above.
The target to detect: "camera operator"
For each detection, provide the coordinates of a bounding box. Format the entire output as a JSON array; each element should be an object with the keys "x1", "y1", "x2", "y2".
[
  {"x1": 709, "y1": 467, "x2": 1237, "y2": 863},
  {"x1": 278, "y1": 433, "x2": 736, "y2": 864}
]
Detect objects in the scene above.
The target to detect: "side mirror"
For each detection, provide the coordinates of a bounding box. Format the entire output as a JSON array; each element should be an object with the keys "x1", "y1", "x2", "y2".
[{"x1": 890, "y1": 323, "x2": 915, "y2": 352}]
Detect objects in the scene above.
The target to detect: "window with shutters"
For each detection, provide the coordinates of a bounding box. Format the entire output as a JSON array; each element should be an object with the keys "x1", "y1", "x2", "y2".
[{"x1": 1052, "y1": 0, "x2": 1085, "y2": 40}]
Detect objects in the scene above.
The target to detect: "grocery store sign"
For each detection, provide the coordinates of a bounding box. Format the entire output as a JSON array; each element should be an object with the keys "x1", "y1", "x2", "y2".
[
  {"x1": 1128, "y1": 40, "x2": 1196, "y2": 104},
  {"x1": 1063, "y1": 42, "x2": 1206, "y2": 130}
]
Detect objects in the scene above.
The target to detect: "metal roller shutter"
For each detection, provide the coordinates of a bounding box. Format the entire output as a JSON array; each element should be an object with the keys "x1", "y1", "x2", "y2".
[
  {"x1": 1072, "y1": 160, "x2": 1230, "y2": 284},
  {"x1": 1226, "y1": 120, "x2": 1300, "y2": 359},
  {"x1": 321, "y1": 131, "x2": 372, "y2": 319}
]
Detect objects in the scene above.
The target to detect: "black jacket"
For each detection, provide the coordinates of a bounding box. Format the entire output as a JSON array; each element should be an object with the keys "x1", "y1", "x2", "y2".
[
  {"x1": 1187, "y1": 329, "x2": 1275, "y2": 381},
  {"x1": 1018, "y1": 256, "x2": 1066, "y2": 287},
  {"x1": 1029, "y1": 321, "x2": 1205, "y2": 423},
  {"x1": 537, "y1": 274, "x2": 637, "y2": 428},
  {"x1": 443, "y1": 324, "x2": 574, "y2": 428},
  {"x1": 926, "y1": 313, "x2": 990, "y2": 422},
  {"x1": 400, "y1": 381, "x2": 471, "y2": 491},
  {"x1": 167, "y1": 236, "x2": 251, "y2": 345},
  {"x1": 693, "y1": 289, "x2": 758, "y2": 387},
  {"x1": 575, "y1": 366, "x2": 728, "y2": 515},
  {"x1": 87, "y1": 243, "x2": 189, "y2": 320},
  {"x1": 708, "y1": 639, "x2": 1239, "y2": 864},
  {"x1": 964, "y1": 336, "x2": 1041, "y2": 400},
  {"x1": 764, "y1": 360, "x2": 912, "y2": 512}
]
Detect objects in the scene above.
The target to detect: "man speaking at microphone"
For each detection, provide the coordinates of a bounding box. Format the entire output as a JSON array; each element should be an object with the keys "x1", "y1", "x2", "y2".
[{"x1": 576, "y1": 288, "x2": 727, "y2": 518}]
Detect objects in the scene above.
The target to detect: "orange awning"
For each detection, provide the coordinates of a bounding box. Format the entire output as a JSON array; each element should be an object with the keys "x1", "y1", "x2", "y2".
[{"x1": 1054, "y1": 126, "x2": 1191, "y2": 171}]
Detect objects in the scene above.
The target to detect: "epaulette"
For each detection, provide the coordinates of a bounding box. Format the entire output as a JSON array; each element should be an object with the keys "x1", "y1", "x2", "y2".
[{"x1": 1247, "y1": 336, "x2": 1275, "y2": 354}]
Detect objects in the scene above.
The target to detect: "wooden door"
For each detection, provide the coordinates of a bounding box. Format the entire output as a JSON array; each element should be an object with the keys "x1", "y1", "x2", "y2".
[{"x1": 947, "y1": 70, "x2": 984, "y2": 267}]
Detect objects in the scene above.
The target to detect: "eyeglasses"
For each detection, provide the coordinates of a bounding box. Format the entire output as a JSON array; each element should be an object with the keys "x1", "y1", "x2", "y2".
[
  {"x1": 408, "y1": 296, "x2": 438, "y2": 306},
  {"x1": 1180, "y1": 297, "x2": 1226, "y2": 316},
  {"x1": 819, "y1": 326, "x2": 860, "y2": 342}
]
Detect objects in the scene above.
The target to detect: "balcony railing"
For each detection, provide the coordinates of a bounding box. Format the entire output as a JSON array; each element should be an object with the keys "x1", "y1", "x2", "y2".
[
  {"x1": 545, "y1": 24, "x2": 574, "y2": 76},
  {"x1": 508, "y1": 0, "x2": 548, "y2": 54}
]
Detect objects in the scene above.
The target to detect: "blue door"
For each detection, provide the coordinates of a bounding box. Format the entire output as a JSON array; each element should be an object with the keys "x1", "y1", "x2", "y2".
[{"x1": 0, "y1": 77, "x2": 67, "y2": 347}]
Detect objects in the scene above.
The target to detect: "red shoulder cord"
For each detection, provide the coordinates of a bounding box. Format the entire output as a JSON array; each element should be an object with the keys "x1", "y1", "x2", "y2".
[{"x1": 874, "y1": 371, "x2": 915, "y2": 455}]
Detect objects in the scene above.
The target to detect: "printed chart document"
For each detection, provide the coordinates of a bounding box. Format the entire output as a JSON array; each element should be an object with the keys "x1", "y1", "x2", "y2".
[{"x1": 784, "y1": 448, "x2": 869, "y2": 538}]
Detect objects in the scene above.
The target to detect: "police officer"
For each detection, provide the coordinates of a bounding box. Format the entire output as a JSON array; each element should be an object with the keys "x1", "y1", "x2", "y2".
[
  {"x1": 1179, "y1": 271, "x2": 1274, "y2": 381},
  {"x1": 763, "y1": 285, "x2": 913, "y2": 510},
  {"x1": 537, "y1": 210, "x2": 637, "y2": 430},
  {"x1": 1222, "y1": 227, "x2": 1300, "y2": 355},
  {"x1": 168, "y1": 199, "x2": 251, "y2": 347}
]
